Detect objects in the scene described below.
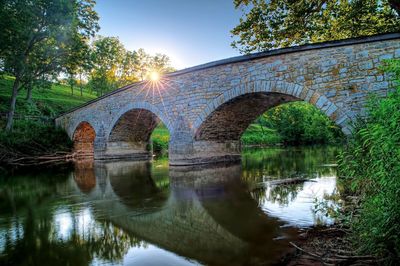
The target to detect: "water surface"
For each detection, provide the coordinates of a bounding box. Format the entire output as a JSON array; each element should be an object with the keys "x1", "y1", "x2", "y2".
[{"x1": 0, "y1": 146, "x2": 340, "y2": 265}]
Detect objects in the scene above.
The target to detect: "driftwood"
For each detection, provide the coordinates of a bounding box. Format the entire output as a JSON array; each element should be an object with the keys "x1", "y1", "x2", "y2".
[
  {"x1": 267, "y1": 178, "x2": 315, "y2": 186},
  {"x1": 290, "y1": 241, "x2": 380, "y2": 265},
  {"x1": 0, "y1": 148, "x2": 90, "y2": 167}
]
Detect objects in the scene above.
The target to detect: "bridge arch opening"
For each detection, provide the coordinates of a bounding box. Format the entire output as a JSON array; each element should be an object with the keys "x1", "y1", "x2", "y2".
[
  {"x1": 190, "y1": 90, "x2": 344, "y2": 164},
  {"x1": 106, "y1": 108, "x2": 170, "y2": 159},
  {"x1": 195, "y1": 92, "x2": 300, "y2": 142},
  {"x1": 73, "y1": 121, "x2": 96, "y2": 158}
]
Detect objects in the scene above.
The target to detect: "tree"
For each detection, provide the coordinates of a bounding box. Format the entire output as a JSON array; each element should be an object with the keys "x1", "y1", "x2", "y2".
[
  {"x1": 64, "y1": 34, "x2": 92, "y2": 96},
  {"x1": 150, "y1": 53, "x2": 175, "y2": 74},
  {"x1": 231, "y1": 0, "x2": 400, "y2": 53},
  {"x1": 134, "y1": 48, "x2": 151, "y2": 81},
  {"x1": 0, "y1": 0, "x2": 99, "y2": 131},
  {"x1": 88, "y1": 41, "x2": 175, "y2": 92},
  {"x1": 119, "y1": 50, "x2": 140, "y2": 87},
  {"x1": 88, "y1": 36, "x2": 125, "y2": 96},
  {"x1": 132, "y1": 50, "x2": 174, "y2": 81}
]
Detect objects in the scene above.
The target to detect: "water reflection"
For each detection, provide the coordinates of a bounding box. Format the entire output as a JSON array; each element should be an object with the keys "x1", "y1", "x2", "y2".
[
  {"x1": 0, "y1": 147, "x2": 340, "y2": 265},
  {"x1": 243, "y1": 146, "x2": 339, "y2": 226}
]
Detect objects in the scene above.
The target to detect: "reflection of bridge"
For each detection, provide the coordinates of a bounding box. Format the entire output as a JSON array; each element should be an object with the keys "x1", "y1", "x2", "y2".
[
  {"x1": 56, "y1": 33, "x2": 400, "y2": 165},
  {"x1": 70, "y1": 161, "x2": 292, "y2": 265}
]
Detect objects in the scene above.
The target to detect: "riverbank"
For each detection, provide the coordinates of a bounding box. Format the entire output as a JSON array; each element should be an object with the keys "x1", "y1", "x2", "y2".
[{"x1": 280, "y1": 225, "x2": 381, "y2": 266}]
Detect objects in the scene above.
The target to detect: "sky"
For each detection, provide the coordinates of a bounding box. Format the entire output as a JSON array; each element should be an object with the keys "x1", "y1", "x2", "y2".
[{"x1": 95, "y1": 0, "x2": 243, "y2": 69}]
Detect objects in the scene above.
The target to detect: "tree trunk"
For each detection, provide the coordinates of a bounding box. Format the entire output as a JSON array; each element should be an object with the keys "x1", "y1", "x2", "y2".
[
  {"x1": 25, "y1": 82, "x2": 33, "y2": 102},
  {"x1": 6, "y1": 77, "x2": 21, "y2": 131}
]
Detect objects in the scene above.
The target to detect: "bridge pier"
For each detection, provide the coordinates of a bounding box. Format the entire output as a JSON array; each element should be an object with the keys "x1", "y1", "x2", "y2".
[
  {"x1": 94, "y1": 140, "x2": 151, "y2": 161},
  {"x1": 169, "y1": 140, "x2": 241, "y2": 166}
]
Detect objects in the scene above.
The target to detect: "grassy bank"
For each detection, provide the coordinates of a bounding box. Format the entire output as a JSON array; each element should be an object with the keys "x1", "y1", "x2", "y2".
[
  {"x1": 0, "y1": 75, "x2": 96, "y2": 117},
  {"x1": 0, "y1": 76, "x2": 96, "y2": 167},
  {"x1": 240, "y1": 124, "x2": 281, "y2": 146},
  {"x1": 335, "y1": 60, "x2": 400, "y2": 264}
]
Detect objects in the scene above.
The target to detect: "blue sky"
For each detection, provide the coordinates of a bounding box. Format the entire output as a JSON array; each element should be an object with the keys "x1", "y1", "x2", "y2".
[{"x1": 95, "y1": 0, "x2": 243, "y2": 69}]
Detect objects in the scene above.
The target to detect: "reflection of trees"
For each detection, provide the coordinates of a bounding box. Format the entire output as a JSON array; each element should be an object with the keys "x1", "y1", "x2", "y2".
[
  {"x1": 241, "y1": 146, "x2": 339, "y2": 182},
  {"x1": 251, "y1": 183, "x2": 304, "y2": 206},
  {"x1": 0, "y1": 173, "x2": 145, "y2": 266},
  {"x1": 79, "y1": 219, "x2": 144, "y2": 263},
  {"x1": 0, "y1": 209, "x2": 143, "y2": 265},
  {"x1": 0, "y1": 172, "x2": 68, "y2": 215},
  {"x1": 242, "y1": 146, "x2": 339, "y2": 206}
]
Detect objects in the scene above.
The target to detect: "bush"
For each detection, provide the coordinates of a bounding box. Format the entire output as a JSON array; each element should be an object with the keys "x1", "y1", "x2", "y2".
[
  {"x1": 0, "y1": 120, "x2": 72, "y2": 158},
  {"x1": 263, "y1": 101, "x2": 343, "y2": 145},
  {"x1": 337, "y1": 59, "x2": 400, "y2": 263},
  {"x1": 150, "y1": 125, "x2": 170, "y2": 154}
]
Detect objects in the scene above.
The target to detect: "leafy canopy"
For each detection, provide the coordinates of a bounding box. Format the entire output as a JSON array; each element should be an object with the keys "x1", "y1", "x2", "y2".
[{"x1": 231, "y1": 0, "x2": 400, "y2": 53}]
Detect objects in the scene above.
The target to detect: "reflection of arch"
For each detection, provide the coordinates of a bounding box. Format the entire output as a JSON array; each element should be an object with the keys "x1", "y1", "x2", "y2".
[
  {"x1": 73, "y1": 160, "x2": 96, "y2": 194},
  {"x1": 73, "y1": 121, "x2": 96, "y2": 157},
  {"x1": 171, "y1": 164, "x2": 282, "y2": 244},
  {"x1": 194, "y1": 81, "x2": 350, "y2": 139},
  {"x1": 108, "y1": 161, "x2": 169, "y2": 210}
]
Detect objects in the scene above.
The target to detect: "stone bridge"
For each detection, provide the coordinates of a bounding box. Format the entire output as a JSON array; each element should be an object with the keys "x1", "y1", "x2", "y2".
[{"x1": 55, "y1": 33, "x2": 400, "y2": 165}]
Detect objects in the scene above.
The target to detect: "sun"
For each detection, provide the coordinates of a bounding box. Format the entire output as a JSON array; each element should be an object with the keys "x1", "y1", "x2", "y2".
[{"x1": 149, "y1": 71, "x2": 160, "y2": 82}]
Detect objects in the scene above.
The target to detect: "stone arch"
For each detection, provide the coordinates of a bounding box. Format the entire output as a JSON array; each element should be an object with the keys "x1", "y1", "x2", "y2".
[
  {"x1": 194, "y1": 81, "x2": 351, "y2": 140},
  {"x1": 103, "y1": 102, "x2": 172, "y2": 159},
  {"x1": 106, "y1": 102, "x2": 173, "y2": 140},
  {"x1": 72, "y1": 121, "x2": 96, "y2": 157}
]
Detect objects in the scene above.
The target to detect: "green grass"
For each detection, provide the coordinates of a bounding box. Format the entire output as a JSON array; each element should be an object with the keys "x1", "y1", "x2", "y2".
[
  {"x1": 241, "y1": 123, "x2": 281, "y2": 145},
  {"x1": 0, "y1": 75, "x2": 97, "y2": 116}
]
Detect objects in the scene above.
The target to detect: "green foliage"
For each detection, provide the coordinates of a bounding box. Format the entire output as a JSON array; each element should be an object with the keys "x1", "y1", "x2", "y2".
[
  {"x1": 231, "y1": 0, "x2": 400, "y2": 53},
  {"x1": 337, "y1": 59, "x2": 400, "y2": 263},
  {"x1": 262, "y1": 102, "x2": 342, "y2": 145},
  {"x1": 150, "y1": 125, "x2": 170, "y2": 154},
  {"x1": 0, "y1": 0, "x2": 99, "y2": 130},
  {"x1": 89, "y1": 36, "x2": 126, "y2": 95}
]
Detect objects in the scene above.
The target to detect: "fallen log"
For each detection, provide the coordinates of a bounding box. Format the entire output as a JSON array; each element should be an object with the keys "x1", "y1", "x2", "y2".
[{"x1": 251, "y1": 177, "x2": 314, "y2": 191}]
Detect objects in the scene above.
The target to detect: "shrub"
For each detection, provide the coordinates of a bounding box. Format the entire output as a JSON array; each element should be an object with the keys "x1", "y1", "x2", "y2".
[
  {"x1": 260, "y1": 101, "x2": 343, "y2": 145},
  {"x1": 150, "y1": 125, "x2": 170, "y2": 154},
  {"x1": 0, "y1": 120, "x2": 72, "y2": 158}
]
